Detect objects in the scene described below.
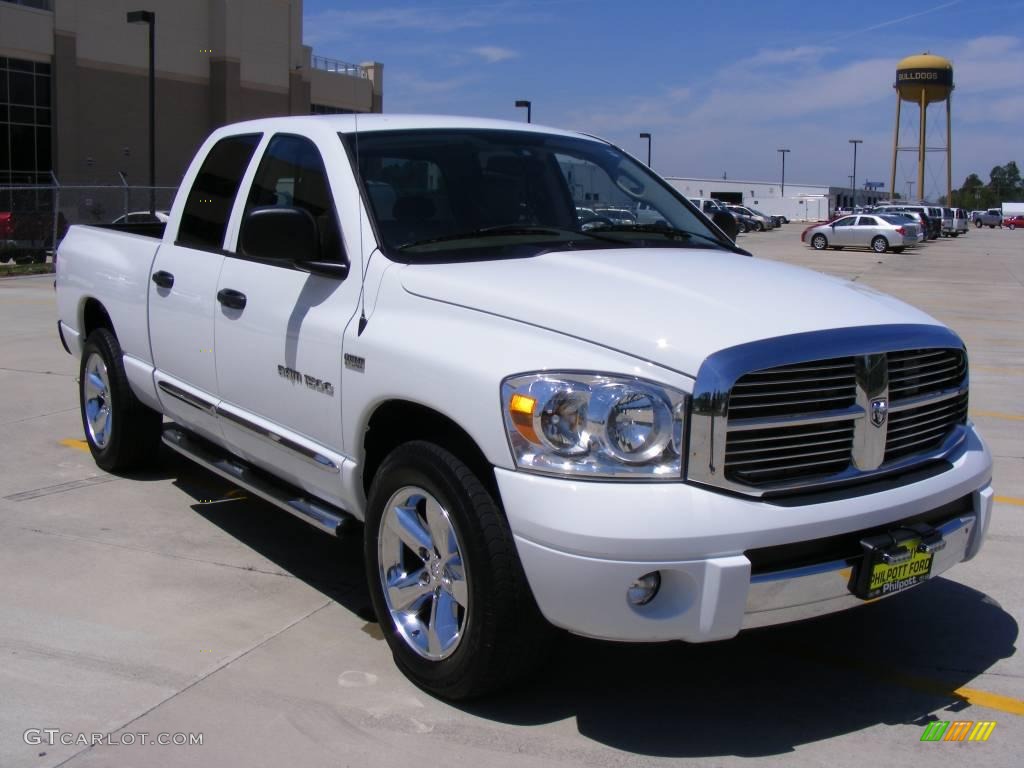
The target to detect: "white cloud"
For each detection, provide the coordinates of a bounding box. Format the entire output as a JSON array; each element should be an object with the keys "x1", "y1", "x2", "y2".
[
  {"x1": 471, "y1": 46, "x2": 517, "y2": 63},
  {"x1": 743, "y1": 46, "x2": 834, "y2": 67}
]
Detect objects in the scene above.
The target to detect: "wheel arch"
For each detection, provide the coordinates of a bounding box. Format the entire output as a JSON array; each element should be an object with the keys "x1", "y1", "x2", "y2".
[
  {"x1": 361, "y1": 399, "x2": 499, "y2": 501},
  {"x1": 80, "y1": 297, "x2": 116, "y2": 341}
]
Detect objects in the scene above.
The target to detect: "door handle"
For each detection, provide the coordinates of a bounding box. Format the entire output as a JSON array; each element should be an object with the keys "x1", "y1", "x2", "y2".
[
  {"x1": 217, "y1": 288, "x2": 247, "y2": 310},
  {"x1": 151, "y1": 270, "x2": 174, "y2": 289}
]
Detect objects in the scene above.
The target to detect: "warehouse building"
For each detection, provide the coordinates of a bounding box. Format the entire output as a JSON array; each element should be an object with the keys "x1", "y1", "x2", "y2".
[
  {"x1": 664, "y1": 177, "x2": 889, "y2": 222},
  {"x1": 0, "y1": 0, "x2": 382, "y2": 188}
]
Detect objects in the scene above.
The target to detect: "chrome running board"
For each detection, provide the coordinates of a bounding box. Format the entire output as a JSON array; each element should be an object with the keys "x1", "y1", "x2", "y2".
[{"x1": 162, "y1": 424, "x2": 355, "y2": 537}]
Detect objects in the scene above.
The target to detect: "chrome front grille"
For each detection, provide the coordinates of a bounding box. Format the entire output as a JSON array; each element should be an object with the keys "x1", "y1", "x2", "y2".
[
  {"x1": 727, "y1": 358, "x2": 856, "y2": 419},
  {"x1": 885, "y1": 391, "x2": 969, "y2": 461},
  {"x1": 725, "y1": 419, "x2": 855, "y2": 485},
  {"x1": 689, "y1": 325, "x2": 970, "y2": 497},
  {"x1": 888, "y1": 348, "x2": 966, "y2": 402}
]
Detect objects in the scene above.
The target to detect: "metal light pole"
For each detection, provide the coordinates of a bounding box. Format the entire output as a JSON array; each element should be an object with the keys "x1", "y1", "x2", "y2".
[
  {"x1": 127, "y1": 10, "x2": 156, "y2": 216},
  {"x1": 849, "y1": 139, "x2": 862, "y2": 211},
  {"x1": 777, "y1": 148, "x2": 790, "y2": 196},
  {"x1": 639, "y1": 133, "x2": 651, "y2": 167},
  {"x1": 514, "y1": 100, "x2": 531, "y2": 123}
]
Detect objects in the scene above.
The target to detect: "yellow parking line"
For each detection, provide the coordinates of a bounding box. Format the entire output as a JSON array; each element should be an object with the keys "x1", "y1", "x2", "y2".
[
  {"x1": 789, "y1": 649, "x2": 1024, "y2": 717},
  {"x1": 953, "y1": 687, "x2": 1024, "y2": 717},
  {"x1": 59, "y1": 438, "x2": 90, "y2": 453},
  {"x1": 969, "y1": 410, "x2": 1024, "y2": 422},
  {"x1": 994, "y1": 496, "x2": 1024, "y2": 507}
]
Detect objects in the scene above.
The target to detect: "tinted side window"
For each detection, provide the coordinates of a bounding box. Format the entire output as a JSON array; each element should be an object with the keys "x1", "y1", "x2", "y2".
[
  {"x1": 177, "y1": 133, "x2": 261, "y2": 250},
  {"x1": 244, "y1": 134, "x2": 343, "y2": 261},
  {"x1": 857, "y1": 216, "x2": 878, "y2": 226}
]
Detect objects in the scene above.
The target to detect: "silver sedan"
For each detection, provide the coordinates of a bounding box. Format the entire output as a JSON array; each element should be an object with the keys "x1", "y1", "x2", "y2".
[{"x1": 802, "y1": 214, "x2": 919, "y2": 253}]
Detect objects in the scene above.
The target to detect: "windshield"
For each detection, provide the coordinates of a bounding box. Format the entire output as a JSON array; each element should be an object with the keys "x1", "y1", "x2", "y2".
[{"x1": 342, "y1": 129, "x2": 731, "y2": 260}]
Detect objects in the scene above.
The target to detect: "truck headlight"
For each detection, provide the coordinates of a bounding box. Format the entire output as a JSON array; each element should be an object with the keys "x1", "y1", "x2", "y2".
[{"x1": 502, "y1": 373, "x2": 688, "y2": 479}]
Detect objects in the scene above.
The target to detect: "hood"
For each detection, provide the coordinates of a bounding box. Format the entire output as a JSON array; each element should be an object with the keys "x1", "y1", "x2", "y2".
[{"x1": 400, "y1": 248, "x2": 941, "y2": 377}]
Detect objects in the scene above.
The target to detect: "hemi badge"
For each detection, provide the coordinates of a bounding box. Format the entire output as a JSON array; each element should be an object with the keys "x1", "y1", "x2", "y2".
[{"x1": 344, "y1": 353, "x2": 365, "y2": 373}]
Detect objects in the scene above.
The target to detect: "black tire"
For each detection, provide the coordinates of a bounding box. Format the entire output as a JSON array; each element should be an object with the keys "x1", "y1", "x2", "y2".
[
  {"x1": 79, "y1": 328, "x2": 162, "y2": 472},
  {"x1": 1010, "y1": 224, "x2": 1016, "y2": 230},
  {"x1": 871, "y1": 236, "x2": 888, "y2": 254},
  {"x1": 811, "y1": 233, "x2": 828, "y2": 250},
  {"x1": 756, "y1": 222, "x2": 765, "y2": 232},
  {"x1": 0, "y1": 251, "x2": 11, "y2": 264},
  {"x1": 975, "y1": 221, "x2": 982, "y2": 228},
  {"x1": 365, "y1": 441, "x2": 548, "y2": 700}
]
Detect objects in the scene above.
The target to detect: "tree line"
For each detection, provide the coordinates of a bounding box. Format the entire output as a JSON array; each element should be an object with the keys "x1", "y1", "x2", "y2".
[{"x1": 942, "y1": 161, "x2": 1022, "y2": 209}]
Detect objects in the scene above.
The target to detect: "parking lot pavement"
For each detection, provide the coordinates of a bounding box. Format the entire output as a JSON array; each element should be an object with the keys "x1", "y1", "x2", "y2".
[{"x1": 1, "y1": 228, "x2": 1022, "y2": 767}]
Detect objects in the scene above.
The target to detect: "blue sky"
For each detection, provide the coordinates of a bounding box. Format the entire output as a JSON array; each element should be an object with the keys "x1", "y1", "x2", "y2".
[{"x1": 304, "y1": 0, "x2": 1024, "y2": 200}]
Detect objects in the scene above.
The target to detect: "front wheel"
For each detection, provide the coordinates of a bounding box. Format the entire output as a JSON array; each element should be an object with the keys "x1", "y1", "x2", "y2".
[
  {"x1": 871, "y1": 236, "x2": 889, "y2": 253},
  {"x1": 1008, "y1": 224, "x2": 1015, "y2": 230},
  {"x1": 975, "y1": 221, "x2": 982, "y2": 228},
  {"x1": 79, "y1": 328, "x2": 162, "y2": 472},
  {"x1": 811, "y1": 233, "x2": 828, "y2": 250},
  {"x1": 365, "y1": 441, "x2": 548, "y2": 699}
]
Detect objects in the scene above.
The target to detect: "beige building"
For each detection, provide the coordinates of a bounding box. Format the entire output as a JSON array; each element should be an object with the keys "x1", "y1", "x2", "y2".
[{"x1": 0, "y1": 0, "x2": 382, "y2": 187}]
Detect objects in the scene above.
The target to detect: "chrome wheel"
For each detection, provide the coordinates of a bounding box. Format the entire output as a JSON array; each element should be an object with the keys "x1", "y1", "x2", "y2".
[
  {"x1": 83, "y1": 352, "x2": 112, "y2": 448},
  {"x1": 378, "y1": 486, "x2": 468, "y2": 661},
  {"x1": 811, "y1": 234, "x2": 827, "y2": 250}
]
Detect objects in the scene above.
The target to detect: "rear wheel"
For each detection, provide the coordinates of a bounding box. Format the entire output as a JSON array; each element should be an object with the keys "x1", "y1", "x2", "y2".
[
  {"x1": 871, "y1": 236, "x2": 889, "y2": 253},
  {"x1": 811, "y1": 233, "x2": 828, "y2": 250},
  {"x1": 365, "y1": 441, "x2": 548, "y2": 700},
  {"x1": 79, "y1": 328, "x2": 162, "y2": 472}
]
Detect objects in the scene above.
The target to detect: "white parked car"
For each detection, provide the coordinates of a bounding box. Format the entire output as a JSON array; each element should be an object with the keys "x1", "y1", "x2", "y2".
[
  {"x1": 802, "y1": 214, "x2": 919, "y2": 253},
  {"x1": 56, "y1": 115, "x2": 992, "y2": 699}
]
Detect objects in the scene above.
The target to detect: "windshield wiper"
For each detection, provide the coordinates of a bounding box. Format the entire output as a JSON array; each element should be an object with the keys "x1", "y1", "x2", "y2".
[
  {"x1": 588, "y1": 223, "x2": 727, "y2": 248},
  {"x1": 397, "y1": 225, "x2": 621, "y2": 250}
]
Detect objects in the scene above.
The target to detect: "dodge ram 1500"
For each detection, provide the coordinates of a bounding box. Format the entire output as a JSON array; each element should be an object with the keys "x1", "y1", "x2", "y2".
[{"x1": 56, "y1": 115, "x2": 993, "y2": 699}]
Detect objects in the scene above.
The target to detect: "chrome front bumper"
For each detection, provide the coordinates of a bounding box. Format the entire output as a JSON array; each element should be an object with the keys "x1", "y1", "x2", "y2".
[{"x1": 743, "y1": 511, "x2": 980, "y2": 629}]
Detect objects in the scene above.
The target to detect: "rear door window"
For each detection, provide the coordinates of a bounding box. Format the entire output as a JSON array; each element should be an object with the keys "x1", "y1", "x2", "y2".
[{"x1": 177, "y1": 133, "x2": 261, "y2": 250}]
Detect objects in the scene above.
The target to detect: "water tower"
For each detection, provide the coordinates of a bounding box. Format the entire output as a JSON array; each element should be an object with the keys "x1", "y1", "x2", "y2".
[{"x1": 889, "y1": 53, "x2": 954, "y2": 202}]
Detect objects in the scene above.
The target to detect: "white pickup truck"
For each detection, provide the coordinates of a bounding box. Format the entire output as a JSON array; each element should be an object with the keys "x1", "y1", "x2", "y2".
[{"x1": 56, "y1": 115, "x2": 993, "y2": 699}]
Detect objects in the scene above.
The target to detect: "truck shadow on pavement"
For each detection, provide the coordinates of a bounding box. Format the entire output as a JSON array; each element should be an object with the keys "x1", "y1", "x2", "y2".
[
  {"x1": 164, "y1": 449, "x2": 374, "y2": 620},
  {"x1": 167, "y1": 450, "x2": 1017, "y2": 758},
  {"x1": 464, "y1": 578, "x2": 1018, "y2": 758}
]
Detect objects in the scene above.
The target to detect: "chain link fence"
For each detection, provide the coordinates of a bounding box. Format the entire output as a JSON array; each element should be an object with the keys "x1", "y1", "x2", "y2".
[{"x1": 1, "y1": 183, "x2": 177, "y2": 264}]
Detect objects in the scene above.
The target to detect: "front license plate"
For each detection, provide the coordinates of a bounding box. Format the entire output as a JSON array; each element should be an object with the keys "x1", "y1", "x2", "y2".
[{"x1": 860, "y1": 540, "x2": 934, "y2": 600}]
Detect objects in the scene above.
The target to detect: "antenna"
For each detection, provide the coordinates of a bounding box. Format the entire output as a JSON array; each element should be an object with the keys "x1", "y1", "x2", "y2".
[{"x1": 354, "y1": 112, "x2": 369, "y2": 335}]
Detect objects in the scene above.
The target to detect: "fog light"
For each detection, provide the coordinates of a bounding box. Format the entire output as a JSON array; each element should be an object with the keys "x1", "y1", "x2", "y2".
[{"x1": 627, "y1": 571, "x2": 661, "y2": 606}]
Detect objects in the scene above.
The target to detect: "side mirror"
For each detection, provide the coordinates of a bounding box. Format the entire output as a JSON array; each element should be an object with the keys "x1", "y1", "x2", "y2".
[
  {"x1": 241, "y1": 206, "x2": 320, "y2": 262},
  {"x1": 712, "y1": 210, "x2": 739, "y2": 241}
]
